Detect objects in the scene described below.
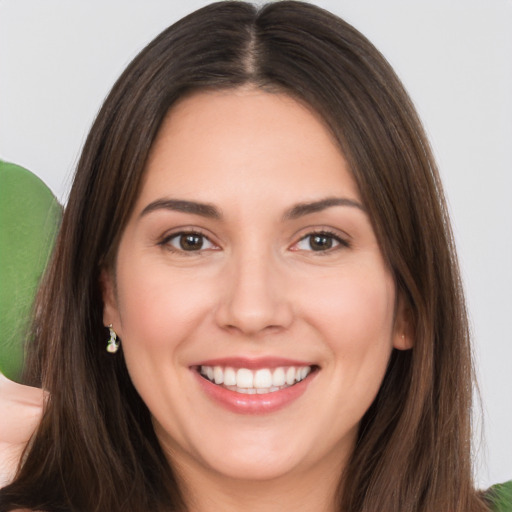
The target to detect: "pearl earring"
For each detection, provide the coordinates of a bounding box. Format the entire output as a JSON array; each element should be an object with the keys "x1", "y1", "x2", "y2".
[{"x1": 106, "y1": 324, "x2": 119, "y2": 353}]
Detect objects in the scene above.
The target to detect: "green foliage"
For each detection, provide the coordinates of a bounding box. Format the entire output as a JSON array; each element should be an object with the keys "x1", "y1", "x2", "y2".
[{"x1": 0, "y1": 161, "x2": 61, "y2": 381}]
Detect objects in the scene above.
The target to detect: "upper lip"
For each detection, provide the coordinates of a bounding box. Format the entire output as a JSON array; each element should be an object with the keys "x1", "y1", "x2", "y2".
[{"x1": 192, "y1": 357, "x2": 316, "y2": 370}]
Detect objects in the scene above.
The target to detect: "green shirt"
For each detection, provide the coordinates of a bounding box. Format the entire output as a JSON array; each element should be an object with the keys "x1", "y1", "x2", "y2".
[{"x1": 486, "y1": 481, "x2": 512, "y2": 511}]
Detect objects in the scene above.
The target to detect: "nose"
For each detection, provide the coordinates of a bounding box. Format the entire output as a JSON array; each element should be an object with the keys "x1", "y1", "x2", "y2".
[{"x1": 214, "y1": 249, "x2": 293, "y2": 336}]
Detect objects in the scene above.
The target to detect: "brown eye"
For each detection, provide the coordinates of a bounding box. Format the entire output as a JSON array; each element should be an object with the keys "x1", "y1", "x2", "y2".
[
  {"x1": 179, "y1": 233, "x2": 204, "y2": 251},
  {"x1": 309, "y1": 234, "x2": 334, "y2": 251},
  {"x1": 294, "y1": 231, "x2": 347, "y2": 252},
  {"x1": 164, "y1": 232, "x2": 216, "y2": 252}
]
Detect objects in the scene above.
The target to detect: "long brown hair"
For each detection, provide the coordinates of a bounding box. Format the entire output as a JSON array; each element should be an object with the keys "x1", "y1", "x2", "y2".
[{"x1": 0, "y1": 2, "x2": 488, "y2": 511}]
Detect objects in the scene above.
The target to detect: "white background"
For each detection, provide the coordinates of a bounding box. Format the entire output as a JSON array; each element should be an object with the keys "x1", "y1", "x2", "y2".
[{"x1": 0, "y1": 0, "x2": 510, "y2": 489}]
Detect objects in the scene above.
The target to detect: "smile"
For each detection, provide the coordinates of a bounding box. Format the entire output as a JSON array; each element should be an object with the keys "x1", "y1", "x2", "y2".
[
  {"x1": 193, "y1": 358, "x2": 318, "y2": 414},
  {"x1": 199, "y1": 365, "x2": 312, "y2": 394}
]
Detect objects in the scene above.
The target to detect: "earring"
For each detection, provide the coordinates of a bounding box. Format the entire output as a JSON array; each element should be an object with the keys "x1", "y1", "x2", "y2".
[{"x1": 106, "y1": 324, "x2": 119, "y2": 353}]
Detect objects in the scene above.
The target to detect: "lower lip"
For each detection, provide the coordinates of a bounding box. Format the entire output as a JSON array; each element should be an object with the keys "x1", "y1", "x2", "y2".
[{"x1": 193, "y1": 370, "x2": 316, "y2": 414}]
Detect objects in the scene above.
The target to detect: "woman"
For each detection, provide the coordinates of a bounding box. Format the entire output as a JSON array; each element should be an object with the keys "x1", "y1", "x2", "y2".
[{"x1": 0, "y1": 1, "x2": 507, "y2": 511}]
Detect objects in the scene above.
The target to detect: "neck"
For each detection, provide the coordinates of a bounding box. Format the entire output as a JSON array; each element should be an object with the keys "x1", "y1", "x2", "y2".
[{"x1": 173, "y1": 448, "x2": 348, "y2": 512}]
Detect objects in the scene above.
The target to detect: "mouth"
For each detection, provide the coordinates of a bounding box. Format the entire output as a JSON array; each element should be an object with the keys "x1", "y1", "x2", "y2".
[
  {"x1": 196, "y1": 364, "x2": 317, "y2": 395},
  {"x1": 192, "y1": 358, "x2": 319, "y2": 414},
  {"x1": 195, "y1": 365, "x2": 318, "y2": 395}
]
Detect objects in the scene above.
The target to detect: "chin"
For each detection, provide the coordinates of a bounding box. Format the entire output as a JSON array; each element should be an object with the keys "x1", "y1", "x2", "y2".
[{"x1": 205, "y1": 451, "x2": 306, "y2": 482}]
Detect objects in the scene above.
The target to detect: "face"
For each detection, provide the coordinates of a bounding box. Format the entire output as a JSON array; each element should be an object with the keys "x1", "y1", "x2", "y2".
[{"x1": 103, "y1": 89, "x2": 410, "y2": 490}]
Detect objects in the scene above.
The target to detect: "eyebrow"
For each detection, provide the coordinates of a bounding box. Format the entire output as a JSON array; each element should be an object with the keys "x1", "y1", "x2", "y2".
[
  {"x1": 283, "y1": 197, "x2": 366, "y2": 220},
  {"x1": 139, "y1": 199, "x2": 221, "y2": 219},
  {"x1": 139, "y1": 196, "x2": 365, "y2": 221}
]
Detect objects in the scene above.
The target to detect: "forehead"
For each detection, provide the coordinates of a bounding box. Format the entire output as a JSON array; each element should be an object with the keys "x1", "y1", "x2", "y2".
[{"x1": 136, "y1": 88, "x2": 360, "y2": 211}]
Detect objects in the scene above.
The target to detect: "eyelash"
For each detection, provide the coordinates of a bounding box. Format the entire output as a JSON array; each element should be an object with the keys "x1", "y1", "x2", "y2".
[{"x1": 158, "y1": 229, "x2": 350, "y2": 255}]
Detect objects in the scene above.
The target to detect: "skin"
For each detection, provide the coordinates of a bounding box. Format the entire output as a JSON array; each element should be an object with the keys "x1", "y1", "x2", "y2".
[{"x1": 103, "y1": 88, "x2": 411, "y2": 512}]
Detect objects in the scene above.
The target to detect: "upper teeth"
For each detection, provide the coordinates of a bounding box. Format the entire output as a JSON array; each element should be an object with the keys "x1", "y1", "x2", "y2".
[{"x1": 200, "y1": 365, "x2": 312, "y2": 393}]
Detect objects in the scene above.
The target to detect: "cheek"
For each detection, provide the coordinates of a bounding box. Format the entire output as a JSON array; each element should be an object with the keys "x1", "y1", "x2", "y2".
[
  {"x1": 114, "y1": 256, "x2": 218, "y2": 356},
  {"x1": 301, "y1": 261, "x2": 396, "y2": 371},
  {"x1": 311, "y1": 267, "x2": 393, "y2": 331},
  {"x1": 304, "y1": 266, "x2": 396, "y2": 431}
]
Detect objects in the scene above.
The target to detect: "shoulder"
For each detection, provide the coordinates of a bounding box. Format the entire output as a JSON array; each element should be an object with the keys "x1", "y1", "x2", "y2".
[
  {"x1": 485, "y1": 481, "x2": 512, "y2": 512},
  {"x1": 0, "y1": 373, "x2": 44, "y2": 488}
]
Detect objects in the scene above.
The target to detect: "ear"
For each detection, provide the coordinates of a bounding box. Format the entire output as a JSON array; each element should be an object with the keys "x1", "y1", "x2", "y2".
[
  {"x1": 100, "y1": 268, "x2": 121, "y2": 334},
  {"x1": 393, "y1": 294, "x2": 414, "y2": 350}
]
